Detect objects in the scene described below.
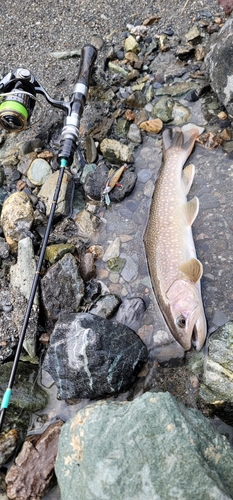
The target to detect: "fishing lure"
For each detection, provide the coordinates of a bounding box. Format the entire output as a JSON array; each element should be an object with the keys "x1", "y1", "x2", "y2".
[{"x1": 102, "y1": 164, "x2": 127, "y2": 205}]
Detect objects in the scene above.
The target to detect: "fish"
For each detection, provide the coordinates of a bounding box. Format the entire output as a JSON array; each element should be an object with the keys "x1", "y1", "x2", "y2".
[{"x1": 144, "y1": 125, "x2": 207, "y2": 351}]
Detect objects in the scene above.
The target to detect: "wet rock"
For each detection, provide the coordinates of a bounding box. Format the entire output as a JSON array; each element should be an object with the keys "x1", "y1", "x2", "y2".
[
  {"x1": 127, "y1": 123, "x2": 142, "y2": 143},
  {"x1": 10, "y1": 237, "x2": 39, "y2": 357},
  {"x1": 102, "y1": 237, "x2": 121, "y2": 262},
  {"x1": 43, "y1": 311, "x2": 148, "y2": 400},
  {"x1": 27, "y1": 158, "x2": 52, "y2": 186},
  {"x1": 55, "y1": 391, "x2": 233, "y2": 500},
  {"x1": 48, "y1": 217, "x2": 83, "y2": 246},
  {"x1": 85, "y1": 135, "x2": 98, "y2": 163},
  {"x1": 114, "y1": 296, "x2": 146, "y2": 332},
  {"x1": 80, "y1": 163, "x2": 97, "y2": 184},
  {"x1": 100, "y1": 138, "x2": 134, "y2": 164},
  {"x1": 149, "y1": 328, "x2": 185, "y2": 366},
  {"x1": 89, "y1": 294, "x2": 121, "y2": 318},
  {"x1": 0, "y1": 361, "x2": 47, "y2": 426},
  {"x1": 107, "y1": 256, "x2": 126, "y2": 273},
  {"x1": 115, "y1": 118, "x2": 130, "y2": 138},
  {"x1": 17, "y1": 152, "x2": 37, "y2": 175},
  {"x1": 74, "y1": 209, "x2": 100, "y2": 237},
  {"x1": 134, "y1": 109, "x2": 149, "y2": 125},
  {"x1": 0, "y1": 430, "x2": 20, "y2": 466},
  {"x1": 139, "y1": 118, "x2": 163, "y2": 134},
  {"x1": 120, "y1": 252, "x2": 138, "y2": 282},
  {"x1": 38, "y1": 170, "x2": 74, "y2": 216},
  {"x1": 0, "y1": 192, "x2": 34, "y2": 252},
  {"x1": 79, "y1": 252, "x2": 96, "y2": 282},
  {"x1": 155, "y1": 81, "x2": 198, "y2": 98},
  {"x1": 5, "y1": 420, "x2": 63, "y2": 500},
  {"x1": 41, "y1": 253, "x2": 85, "y2": 321},
  {"x1": 171, "y1": 100, "x2": 191, "y2": 125},
  {"x1": 198, "y1": 322, "x2": 233, "y2": 406},
  {"x1": 82, "y1": 279, "x2": 103, "y2": 306},
  {"x1": 205, "y1": 19, "x2": 233, "y2": 117},
  {"x1": 44, "y1": 243, "x2": 75, "y2": 264},
  {"x1": 124, "y1": 90, "x2": 147, "y2": 109},
  {"x1": 151, "y1": 95, "x2": 174, "y2": 122}
]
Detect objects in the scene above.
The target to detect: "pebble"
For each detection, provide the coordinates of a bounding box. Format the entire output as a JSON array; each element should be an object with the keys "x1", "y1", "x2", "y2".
[
  {"x1": 124, "y1": 35, "x2": 140, "y2": 53},
  {"x1": 139, "y1": 118, "x2": 163, "y2": 134},
  {"x1": 102, "y1": 237, "x2": 121, "y2": 262},
  {"x1": 127, "y1": 123, "x2": 142, "y2": 143},
  {"x1": 27, "y1": 158, "x2": 52, "y2": 186},
  {"x1": 120, "y1": 252, "x2": 138, "y2": 282}
]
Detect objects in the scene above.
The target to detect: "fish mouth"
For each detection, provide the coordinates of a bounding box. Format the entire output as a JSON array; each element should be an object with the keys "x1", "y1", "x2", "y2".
[{"x1": 172, "y1": 307, "x2": 205, "y2": 351}]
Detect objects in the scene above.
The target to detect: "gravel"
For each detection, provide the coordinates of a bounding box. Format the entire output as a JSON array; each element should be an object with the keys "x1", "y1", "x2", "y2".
[{"x1": 0, "y1": 0, "x2": 223, "y2": 99}]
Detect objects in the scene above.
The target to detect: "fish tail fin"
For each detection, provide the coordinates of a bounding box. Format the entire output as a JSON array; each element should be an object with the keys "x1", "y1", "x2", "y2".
[{"x1": 163, "y1": 126, "x2": 200, "y2": 163}]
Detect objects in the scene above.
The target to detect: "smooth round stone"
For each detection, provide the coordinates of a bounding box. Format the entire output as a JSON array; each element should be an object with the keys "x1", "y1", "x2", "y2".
[{"x1": 27, "y1": 158, "x2": 52, "y2": 186}]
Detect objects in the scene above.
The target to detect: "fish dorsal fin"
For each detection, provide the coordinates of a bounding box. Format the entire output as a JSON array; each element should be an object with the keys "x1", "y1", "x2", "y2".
[
  {"x1": 182, "y1": 163, "x2": 195, "y2": 195},
  {"x1": 179, "y1": 258, "x2": 203, "y2": 283},
  {"x1": 183, "y1": 196, "x2": 199, "y2": 225}
]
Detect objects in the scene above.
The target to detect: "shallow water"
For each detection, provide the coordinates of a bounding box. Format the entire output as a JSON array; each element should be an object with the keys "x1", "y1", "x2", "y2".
[{"x1": 38, "y1": 132, "x2": 233, "y2": 498}]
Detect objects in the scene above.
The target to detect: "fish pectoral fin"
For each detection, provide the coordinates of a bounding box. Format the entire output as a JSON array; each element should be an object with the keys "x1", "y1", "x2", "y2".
[
  {"x1": 183, "y1": 196, "x2": 199, "y2": 225},
  {"x1": 182, "y1": 163, "x2": 195, "y2": 195},
  {"x1": 179, "y1": 258, "x2": 203, "y2": 283}
]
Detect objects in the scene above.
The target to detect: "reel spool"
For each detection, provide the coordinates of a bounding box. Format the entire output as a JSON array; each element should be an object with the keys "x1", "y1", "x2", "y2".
[{"x1": 0, "y1": 68, "x2": 36, "y2": 132}]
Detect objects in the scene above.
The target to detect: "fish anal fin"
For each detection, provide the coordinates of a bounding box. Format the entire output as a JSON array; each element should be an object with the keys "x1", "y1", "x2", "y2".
[
  {"x1": 179, "y1": 258, "x2": 203, "y2": 283},
  {"x1": 182, "y1": 163, "x2": 195, "y2": 195},
  {"x1": 183, "y1": 196, "x2": 199, "y2": 225}
]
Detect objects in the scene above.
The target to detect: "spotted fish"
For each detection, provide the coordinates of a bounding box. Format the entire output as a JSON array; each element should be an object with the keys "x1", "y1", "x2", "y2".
[{"x1": 144, "y1": 125, "x2": 207, "y2": 351}]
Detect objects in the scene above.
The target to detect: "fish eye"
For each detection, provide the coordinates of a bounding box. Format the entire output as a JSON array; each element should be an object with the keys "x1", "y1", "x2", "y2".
[{"x1": 176, "y1": 315, "x2": 186, "y2": 328}]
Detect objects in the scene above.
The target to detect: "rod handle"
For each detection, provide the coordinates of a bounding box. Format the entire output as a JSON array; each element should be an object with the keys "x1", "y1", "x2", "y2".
[{"x1": 75, "y1": 44, "x2": 97, "y2": 90}]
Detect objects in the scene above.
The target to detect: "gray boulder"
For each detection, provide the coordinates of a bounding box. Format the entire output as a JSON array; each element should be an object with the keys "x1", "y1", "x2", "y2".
[
  {"x1": 55, "y1": 391, "x2": 233, "y2": 500},
  {"x1": 43, "y1": 311, "x2": 148, "y2": 400},
  {"x1": 205, "y1": 19, "x2": 233, "y2": 117}
]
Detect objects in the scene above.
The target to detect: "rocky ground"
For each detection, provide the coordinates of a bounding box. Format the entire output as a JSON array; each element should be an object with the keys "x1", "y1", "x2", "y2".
[{"x1": 1, "y1": 0, "x2": 233, "y2": 499}]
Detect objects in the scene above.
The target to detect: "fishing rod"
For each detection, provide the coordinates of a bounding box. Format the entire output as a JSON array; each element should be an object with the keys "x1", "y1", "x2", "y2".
[{"x1": 0, "y1": 43, "x2": 98, "y2": 432}]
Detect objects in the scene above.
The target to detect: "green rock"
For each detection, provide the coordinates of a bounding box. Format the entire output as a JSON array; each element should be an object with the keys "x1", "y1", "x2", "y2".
[
  {"x1": 171, "y1": 101, "x2": 191, "y2": 125},
  {"x1": 107, "y1": 257, "x2": 126, "y2": 272},
  {"x1": 100, "y1": 138, "x2": 133, "y2": 164},
  {"x1": 44, "y1": 243, "x2": 76, "y2": 264},
  {"x1": 80, "y1": 163, "x2": 97, "y2": 184},
  {"x1": 108, "y1": 61, "x2": 128, "y2": 77},
  {"x1": 56, "y1": 391, "x2": 233, "y2": 500},
  {"x1": 199, "y1": 322, "x2": 233, "y2": 405},
  {"x1": 27, "y1": 158, "x2": 52, "y2": 186},
  {"x1": 151, "y1": 96, "x2": 174, "y2": 122},
  {"x1": 155, "y1": 81, "x2": 198, "y2": 97},
  {"x1": 115, "y1": 118, "x2": 130, "y2": 138}
]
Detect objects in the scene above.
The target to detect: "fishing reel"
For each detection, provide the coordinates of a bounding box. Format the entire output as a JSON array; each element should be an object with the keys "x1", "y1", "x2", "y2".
[{"x1": 0, "y1": 43, "x2": 97, "y2": 166}]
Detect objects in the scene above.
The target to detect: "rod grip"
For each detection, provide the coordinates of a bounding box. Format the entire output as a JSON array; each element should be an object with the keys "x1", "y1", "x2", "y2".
[{"x1": 75, "y1": 44, "x2": 97, "y2": 89}]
